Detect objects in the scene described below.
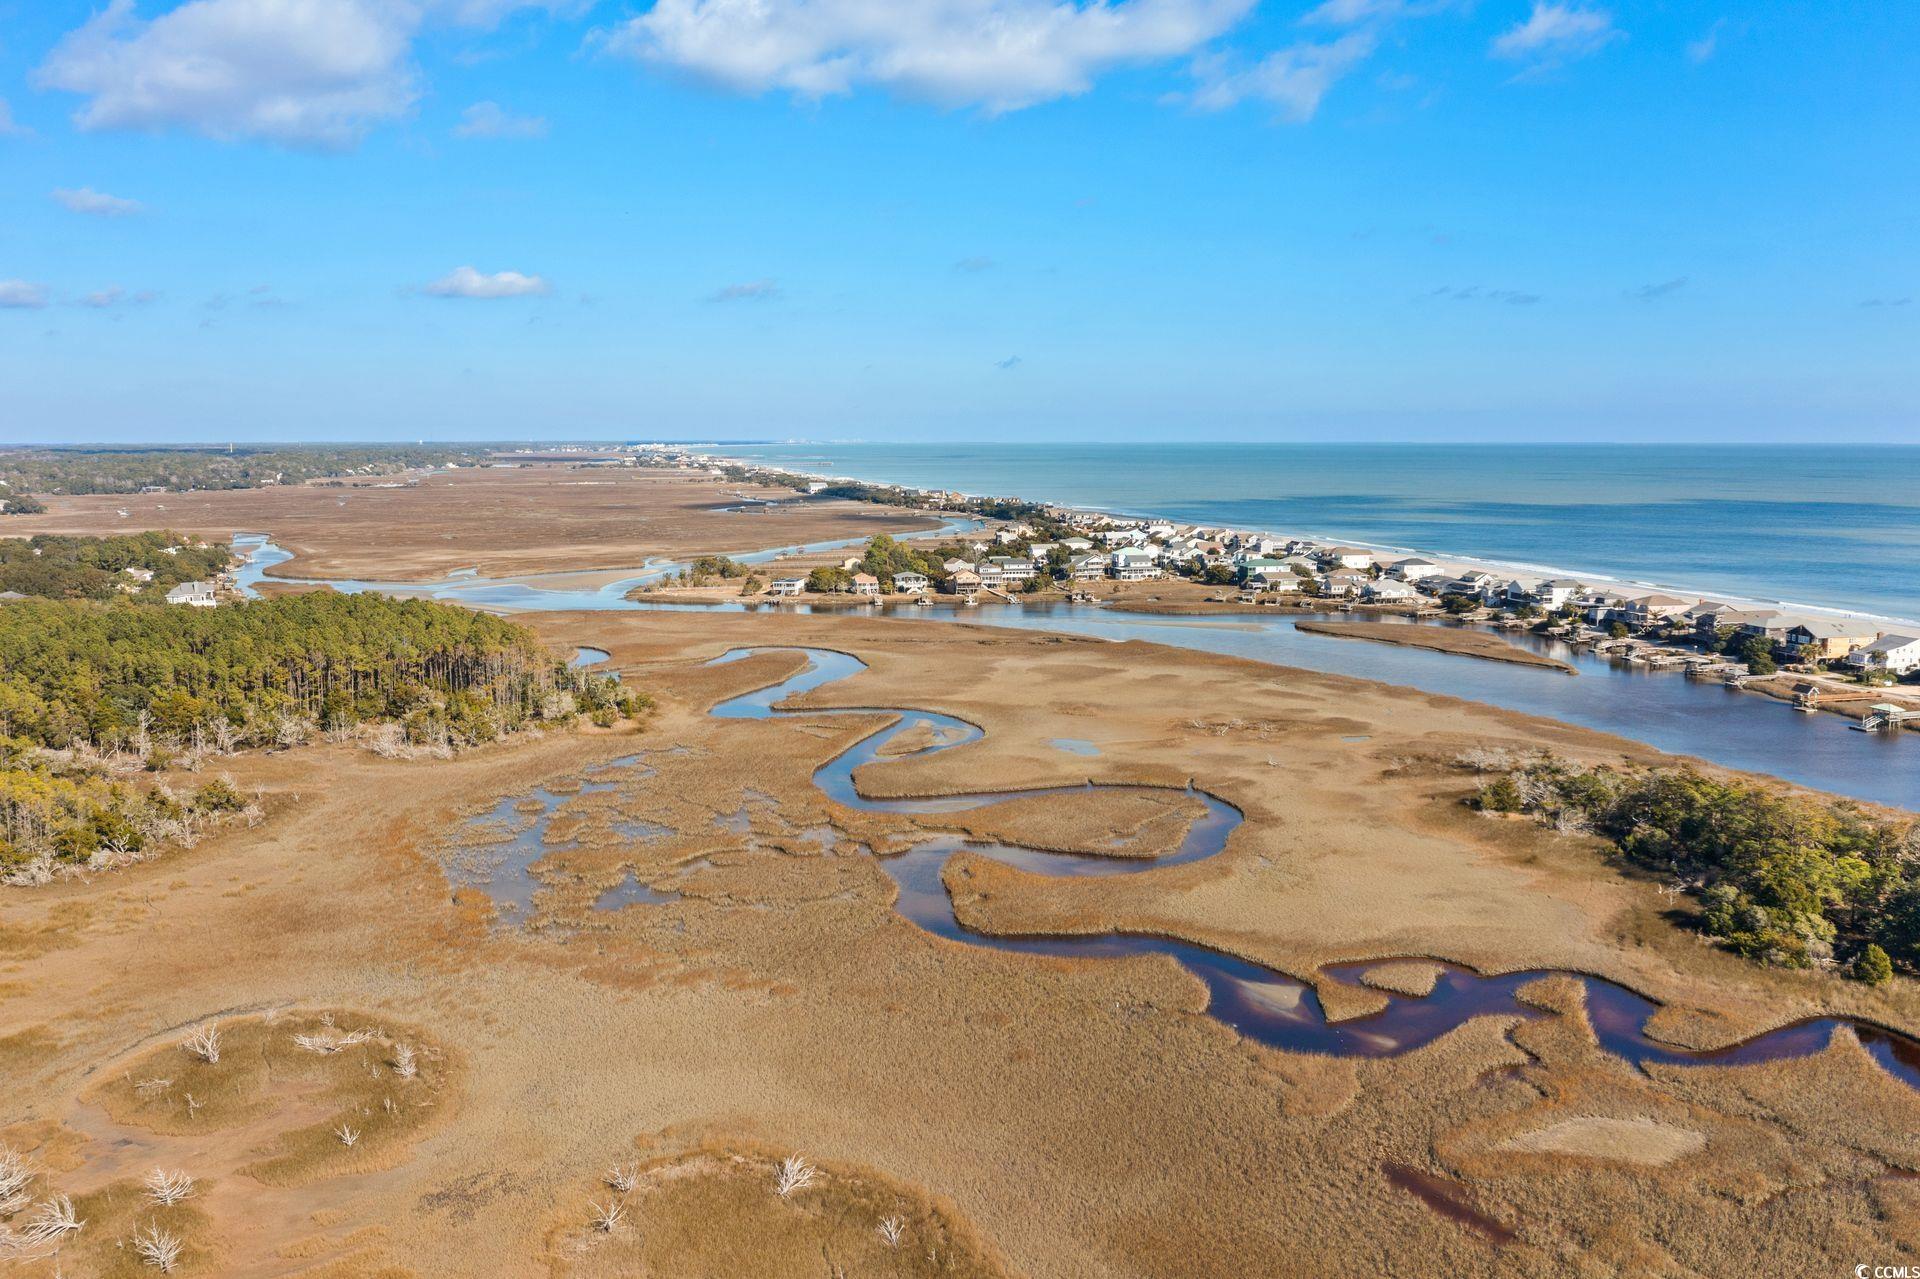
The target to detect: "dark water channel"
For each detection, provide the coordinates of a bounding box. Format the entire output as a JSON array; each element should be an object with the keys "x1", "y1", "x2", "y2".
[{"x1": 710, "y1": 646, "x2": 1920, "y2": 1091}]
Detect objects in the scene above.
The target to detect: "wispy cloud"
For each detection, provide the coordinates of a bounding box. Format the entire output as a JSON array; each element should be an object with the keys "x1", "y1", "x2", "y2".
[
  {"x1": 454, "y1": 100, "x2": 548, "y2": 139},
  {"x1": 954, "y1": 256, "x2": 995, "y2": 273},
  {"x1": 1630, "y1": 276, "x2": 1687, "y2": 301},
  {"x1": 81, "y1": 286, "x2": 160, "y2": 308},
  {"x1": 53, "y1": 186, "x2": 145, "y2": 217},
  {"x1": 1685, "y1": 18, "x2": 1726, "y2": 64},
  {"x1": 1491, "y1": 3, "x2": 1621, "y2": 67},
  {"x1": 1301, "y1": 0, "x2": 1456, "y2": 26},
  {"x1": 995, "y1": 354, "x2": 1023, "y2": 370},
  {"x1": 603, "y1": 0, "x2": 1258, "y2": 114},
  {"x1": 0, "y1": 280, "x2": 51, "y2": 309},
  {"x1": 1188, "y1": 32, "x2": 1376, "y2": 120},
  {"x1": 1426, "y1": 285, "x2": 1542, "y2": 305},
  {"x1": 422, "y1": 266, "x2": 551, "y2": 299},
  {"x1": 0, "y1": 98, "x2": 28, "y2": 137},
  {"x1": 1860, "y1": 296, "x2": 1912, "y2": 309},
  {"x1": 709, "y1": 279, "x2": 780, "y2": 302}
]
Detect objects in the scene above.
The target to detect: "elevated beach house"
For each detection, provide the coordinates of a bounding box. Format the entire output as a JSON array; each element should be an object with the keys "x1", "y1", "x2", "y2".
[
  {"x1": 987, "y1": 555, "x2": 1037, "y2": 584},
  {"x1": 1110, "y1": 547, "x2": 1163, "y2": 581},
  {"x1": 1846, "y1": 634, "x2": 1920, "y2": 677},
  {"x1": 1363, "y1": 579, "x2": 1419, "y2": 602},
  {"x1": 1622, "y1": 593, "x2": 1694, "y2": 629},
  {"x1": 892, "y1": 571, "x2": 930, "y2": 594},
  {"x1": 768, "y1": 577, "x2": 807, "y2": 597},
  {"x1": 1247, "y1": 567, "x2": 1301, "y2": 593},
  {"x1": 1386, "y1": 557, "x2": 1443, "y2": 582},
  {"x1": 1067, "y1": 553, "x2": 1109, "y2": 581},
  {"x1": 850, "y1": 572, "x2": 881, "y2": 596},
  {"x1": 946, "y1": 567, "x2": 982, "y2": 594},
  {"x1": 1784, "y1": 618, "x2": 1881, "y2": 661},
  {"x1": 1317, "y1": 547, "x2": 1374, "y2": 571}
]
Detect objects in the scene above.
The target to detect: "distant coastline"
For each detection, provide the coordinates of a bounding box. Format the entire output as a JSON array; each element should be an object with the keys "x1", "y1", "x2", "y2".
[{"x1": 697, "y1": 442, "x2": 1920, "y2": 632}]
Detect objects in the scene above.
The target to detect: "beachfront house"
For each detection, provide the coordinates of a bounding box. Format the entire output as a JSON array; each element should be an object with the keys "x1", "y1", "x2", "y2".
[
  {"x1": 1730, "y1": 610, "x2": 1798, "y2": 643},
  {"x1": 768, "y1": 577, "x2": 807, "y2": 597},
  {"x1": 1784, "y1": 619, "x2": 1880, "y2": 661},
  {"x1": 1529, "y1": 579, "x2": 1584, "y2": 611},
  {"x1": 1387, "y1": 557, "x2": 1443, "y2": 582},
  {"x1": 947, "y1": 567, "x2": 982, "y2": 594},
  {"x1": 1317, "y1": 547, "x2": 1374, "y2": 571},
  {"x1": 1110, "y1": 547, "x2": 1162, "y2": 581},
  {"x1": 1237, "y1": 557, "x2": 1289, "y2": 582},
  {"x1": 850, "y1": 572, "x2": 881, "y2": 596},
  {"x1": 942, "y1": 557, "x2": 974, "y2": 575},
  {"x1": 1846, "y1": 634, "x2": 1920, "y2": 677},
  {"x1": 1623, "y1": 593, "x2": 1694, "y2": 629},
  {"x1": 1026, "y1": 542, "x2": 1059, "y2": 562},
  {"x1": 892, "y1": 571, "x2": 930, "y2": 595},
  {"x1": 164, "y1": 581, "x2": 218, "y2": 607},
  {"x1": 1061, "y1": 538, "x2": 1095, "y2": 553}
]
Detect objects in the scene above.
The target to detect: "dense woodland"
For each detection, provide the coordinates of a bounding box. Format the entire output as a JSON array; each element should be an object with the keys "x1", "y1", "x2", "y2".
[
  {"x1": 0, "y1": 444, "x2": 489, "y2": 497},
  {"x1": 0, "y1": 584, "x2": 642, "y2": 880},
  {"x1": 1476, "y1": 755, "x2": 1920, "y2": 981},
  {"x1": 0, "y1": 531, "x2": 230, "y2": 600}
]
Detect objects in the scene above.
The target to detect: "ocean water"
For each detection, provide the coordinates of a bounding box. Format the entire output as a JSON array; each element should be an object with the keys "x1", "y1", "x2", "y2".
[{"x1": 707, "y1": 444, "x2": 1920, "y2": 623}]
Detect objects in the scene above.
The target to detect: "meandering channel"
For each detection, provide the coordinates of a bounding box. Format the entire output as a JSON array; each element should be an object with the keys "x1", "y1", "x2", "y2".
[{"x1": 709, "y1": 645, "x2": 1920, "y2": 1092}]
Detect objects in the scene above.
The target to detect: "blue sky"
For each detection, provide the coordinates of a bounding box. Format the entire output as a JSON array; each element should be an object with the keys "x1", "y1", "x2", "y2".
[{"x1": 1, "y1": 0, "x2": 1914, "y2": 444}]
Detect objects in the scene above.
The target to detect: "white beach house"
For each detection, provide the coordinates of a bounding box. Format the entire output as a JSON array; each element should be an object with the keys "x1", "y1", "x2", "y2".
[{"x1": 1847, "y1": 634, "x2": 1920, "y2": 677}]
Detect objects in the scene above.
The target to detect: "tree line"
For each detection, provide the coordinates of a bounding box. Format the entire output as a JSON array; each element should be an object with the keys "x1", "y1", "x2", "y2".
[{"x1": 0, "y1": 444, "x2": 491, "y2": 498}]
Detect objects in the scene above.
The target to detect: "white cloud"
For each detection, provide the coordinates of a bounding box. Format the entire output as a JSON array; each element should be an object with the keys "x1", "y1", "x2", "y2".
[
  {"x1": 0, "y1": 98, "x2": 28, "y2": 137},
  {"x1": 1491, "y1": 3, "x2": 1621, "y2": 64},
  {"x1": 34, "y1": 0, "x2": 568, "y2": 149},
  {"x1": 82, "y1": 286, "x2": 160, "y2": 308},
  {"x1": 0, "y1": 281, "x2": 51, "y2": 310},
  {"x1": 36, "y1": 0, "x2": 419, "y2": 148},
  {"x1": 454, "y1": 100, "x2": 549, "y2": 138},
  {"x1": 605, "y1": 0, "x2": 1258, "y2": 113},
  {"x1": 1189, "y1": 32, "x2": 1375, "y2": 119},
  {"x1": 53, "y1": 186, "x2": 147, "y2": 217},
  {"x1": 422, "y1": 265, "x2": 552, "y2": 298}
]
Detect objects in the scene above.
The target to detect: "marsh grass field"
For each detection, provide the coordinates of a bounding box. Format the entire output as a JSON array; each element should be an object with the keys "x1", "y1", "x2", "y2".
[{"x1": 5, "y1": 468, "x2": 1920, "y2": 1276}]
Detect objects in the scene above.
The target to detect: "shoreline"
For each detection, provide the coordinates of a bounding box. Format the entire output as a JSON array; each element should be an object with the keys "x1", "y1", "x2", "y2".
[
  {"x1": 1294, "y1": 620, "x2": 1578, "y2": 673},
  {"x1": 693, "y1": 447, "x2": 1920, "y2": 633}
]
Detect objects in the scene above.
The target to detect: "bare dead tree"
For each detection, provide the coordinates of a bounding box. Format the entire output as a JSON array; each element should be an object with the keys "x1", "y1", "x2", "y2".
[
  {"x1": 774, "y1": 1154, "x2": 817, "y2": 1199},
  {"x1": 878, "y1": 1216, "x2": 905, "y2": 1248},
  {"x1": 605, "y1": 1165, "x2": 638, "y2": 1194},
  {"x1": 133, "y1": 1222, "x2": 184, "y2": 1272},
  {"x1": 589, "y1": 1199, "x2": 624, "y2": 1233},
  {"x1": 333, "y1": 1125, "x2": 360, "y2": 1148},
  {"x1": 182, "y1": 1026, "x2": 220, "y2": 1065},
  {"x1": 142, "y1": 1170, "x2": 194, "y2": 1207}
]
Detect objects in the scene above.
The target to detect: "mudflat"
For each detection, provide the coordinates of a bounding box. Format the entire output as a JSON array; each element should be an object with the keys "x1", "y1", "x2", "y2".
[
  {"x1": 1296, "y1": 618, "x2": 1577, "y2": 672},
  {"x1": 0, "y1": 463, "x2": 944, "y2": 581},
  {"x1": 6, "y1": 606, "x2": 1920, "y2": 1278}
]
